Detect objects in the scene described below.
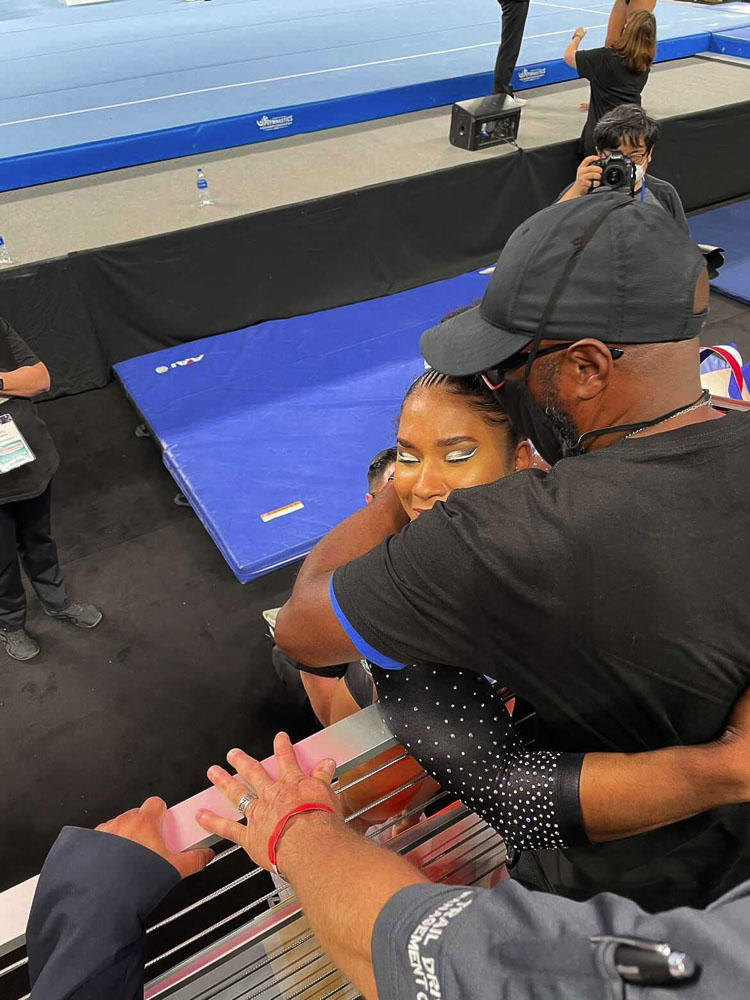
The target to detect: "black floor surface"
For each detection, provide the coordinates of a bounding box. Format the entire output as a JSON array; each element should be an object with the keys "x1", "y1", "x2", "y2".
[
  {"x1": 1, "y1": 290, "x2": 749, "y2": 897},
  {"x1": 0, "y1": 379, "x2": 315, "y2": 894}
]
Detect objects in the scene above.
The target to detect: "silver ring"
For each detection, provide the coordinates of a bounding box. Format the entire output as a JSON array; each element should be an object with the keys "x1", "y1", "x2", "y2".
[{"x1": 237, "y1": 789, "x2": 257, "y2": 817}]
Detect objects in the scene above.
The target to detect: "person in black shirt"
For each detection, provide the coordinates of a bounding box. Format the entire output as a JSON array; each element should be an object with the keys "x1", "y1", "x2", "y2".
[
  {"x1": 558, "y1": 104, "x2": 688, "y2": 233},
  {"x1": 0, "y1": 319, "x2": 101, "y2": 661},
  {"x1": 493, "y1": 0, "x2": 531, "y2": 103},
  {"x1": 564, "y1": 10, "x2": 656, "y2": 156},
  {"x1": 275, "y1": 194, "x2": 750, "y2": 913}
]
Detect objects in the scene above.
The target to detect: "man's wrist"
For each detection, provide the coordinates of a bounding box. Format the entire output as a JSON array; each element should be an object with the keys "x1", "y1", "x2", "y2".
[
  {"x1": 273, "y1": 810, "x2": 347, "y2": 879},
  {"x1": 710, "y1": 734, "x2": 750, "y2": 804}
]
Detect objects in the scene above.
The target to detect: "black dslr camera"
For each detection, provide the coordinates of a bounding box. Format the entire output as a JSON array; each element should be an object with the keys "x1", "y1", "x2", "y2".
[{"x1": 592, "y1": 152, "x2": 636, "y2": 195}]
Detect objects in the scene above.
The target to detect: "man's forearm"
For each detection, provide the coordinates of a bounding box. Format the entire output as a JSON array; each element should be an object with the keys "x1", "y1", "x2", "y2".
[
  {"x1": 295, "y1": 482, "x2": 407, "y2": 587},
  {"x1": 1, "y1": 363, "x2": 50, "y2": 397},
  {"x1": 275, "y1": 483, "x2": 408, "y2": 665},
  {"x1": 581, "y1": 740, "x2": 749, "y2": 843},
  {"x1": 276, "y1": 812, "x2": 429, "y2": 1000}
]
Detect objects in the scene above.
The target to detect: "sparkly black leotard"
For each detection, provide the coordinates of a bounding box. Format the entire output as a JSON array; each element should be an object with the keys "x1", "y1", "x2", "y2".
[{"x1": 371, "y1": 663, "x2": 586, "y2": 851}]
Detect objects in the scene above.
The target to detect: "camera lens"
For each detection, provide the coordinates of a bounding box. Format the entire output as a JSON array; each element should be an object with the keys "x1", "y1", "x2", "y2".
[{"x1": 605, "y1": 167, "x2": 624, "y2": 186}]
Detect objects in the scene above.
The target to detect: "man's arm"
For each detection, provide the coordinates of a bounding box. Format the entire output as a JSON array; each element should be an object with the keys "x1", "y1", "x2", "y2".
[
  {"x1": 28, "y1": 799, "x2": 212, "y2": 1000},
  {"x1": 557, "y1": 155, "x2": 603, "y2": 203},
  {"x1": 198, "y1": 736, "x2": 427, "y2": 1000},
  {"x1": 275, "y1": 483, "x2": 408, "y2": 666},
  {"x1": 582, "y1": 738, "x2": 750, "y2": 842},
  {"x1": 1, "y1": 362, "x2": 50, "y2": 397},
  {"x1": 1, "y1": 322, "x2": 51, "y2": 396},
  {"x1": 197, "y1": 716, "x2": 750, "y2": 1000}
]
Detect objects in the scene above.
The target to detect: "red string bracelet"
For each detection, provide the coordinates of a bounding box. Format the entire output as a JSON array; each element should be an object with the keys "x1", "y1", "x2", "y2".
[{"x1": 267, "y1": 803, "x2": 335, "y2": 875}]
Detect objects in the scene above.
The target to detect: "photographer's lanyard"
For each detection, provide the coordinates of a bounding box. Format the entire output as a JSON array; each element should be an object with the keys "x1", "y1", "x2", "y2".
[{"x1": 640, "y1": 183, "x2": 646, "y2": 203}]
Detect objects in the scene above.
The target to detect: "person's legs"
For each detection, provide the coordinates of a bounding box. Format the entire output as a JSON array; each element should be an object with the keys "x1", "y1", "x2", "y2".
[
  {"x1": 0, "y1": 499, "x2": 29, "y2": 630},
  {"x1": 493, "y1": 0, "x2": 531, "y2": 96},
  {"x1": 301, "y1": 670, "x2": 341, "y2": 727},
  {"x1": 604, "y1": 0, "x2": 628, "y2": 47},
  {"x1": 16, "y1": 483, "x2": 69, "y2": 613},
  {"x1": 605, "y1": 0, "x2": 656, "y2": 47}
]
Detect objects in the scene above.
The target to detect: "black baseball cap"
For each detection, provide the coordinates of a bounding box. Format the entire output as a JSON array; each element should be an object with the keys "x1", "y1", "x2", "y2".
[{"x1": 421, "y1": 192, "x2": 707, "y2": 376}]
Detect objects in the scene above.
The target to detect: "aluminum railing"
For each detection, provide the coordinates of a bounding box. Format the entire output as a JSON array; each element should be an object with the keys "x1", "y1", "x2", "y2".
[{"x1": 0, "y1": 705, "x2": 507, "y2": 1000}]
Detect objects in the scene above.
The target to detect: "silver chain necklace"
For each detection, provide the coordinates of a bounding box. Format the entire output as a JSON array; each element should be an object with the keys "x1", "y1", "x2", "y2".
[{"x1": 623, "y1": 389, "x2": 712, "y2": 441}]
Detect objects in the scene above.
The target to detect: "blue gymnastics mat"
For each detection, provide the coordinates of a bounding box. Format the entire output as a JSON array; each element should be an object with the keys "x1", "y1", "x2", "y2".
[
  {"x1": 690, "y1": 198, "x2": 750, "y2": 307},
  {"x1": 710, "y1": 24, "x2": 750, "y2": 59},
  {"x1": 114, "y1": 268, "x2": 491, "y2": 583},
  {"x1": 2, "y1": 0, "x2": 750, "y2": 191}
]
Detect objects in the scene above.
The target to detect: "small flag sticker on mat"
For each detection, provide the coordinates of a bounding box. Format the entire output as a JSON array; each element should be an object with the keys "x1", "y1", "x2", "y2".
[{"x1": 260, "y1": 500, "x2": 304, "y2": 523}]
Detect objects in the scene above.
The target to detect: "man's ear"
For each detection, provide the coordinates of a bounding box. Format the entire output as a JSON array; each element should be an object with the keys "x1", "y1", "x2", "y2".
[
  {"x1": 365, "y1": 493, "x2": 374, "y2": 505},
  {"x1": 560, "y1": 340, "x2": 615, "y2": 401},
  {"x1": 513, "y1": 440, "x2": 533, "y2": 472}
]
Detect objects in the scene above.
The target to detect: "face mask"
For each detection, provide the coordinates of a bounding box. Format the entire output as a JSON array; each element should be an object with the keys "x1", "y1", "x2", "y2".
[
  {"x1": 494, "y1": 378, "x2": 581, "y2": 466},
  {"x1": 634, "y1": 162, "x2": 647, "y2": 185}
]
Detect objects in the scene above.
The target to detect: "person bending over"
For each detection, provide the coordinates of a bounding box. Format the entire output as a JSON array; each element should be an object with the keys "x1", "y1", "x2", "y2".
[
  {"x1": 564, "y1": 11, "x2": 656, "y2": 156},
  {"x1": 274, "y1": 194, "x2": 750, "y2": 913},
  {"x1": 299, "y1": 368, "x2": 750, "y2": 858},
  {"x1": 26, "y1": 722, "x2": 750, "y2": 1000},
  {"x1": 558, "y1": 104, "x2": 688, "y2": 232},
  {"x1": 0, "y1": 317, "x2": 101, "y2": 662}
]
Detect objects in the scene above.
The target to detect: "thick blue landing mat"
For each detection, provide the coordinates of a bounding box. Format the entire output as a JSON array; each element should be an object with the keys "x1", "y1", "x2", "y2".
[
  {"x1": 690, "y1": 199, "x2": 750, "y2": 307},
  {"x1": 710, "y1": 24, "x2": 750, "y2": 59},
  {"x1": 2, "y1": 0, "x2": 750, "y2": 191},
  {"x1": 114, "y1": 269, "x2": 491, "y2": 583}
]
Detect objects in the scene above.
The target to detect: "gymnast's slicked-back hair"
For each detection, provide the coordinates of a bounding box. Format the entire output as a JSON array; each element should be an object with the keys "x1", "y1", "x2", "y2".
[
  {"x1": 405, "y1": 300, "x2": 523, "y2": 451},
  {"x1": 403, "y1": 369, "x2": 523, "y2": 450}
]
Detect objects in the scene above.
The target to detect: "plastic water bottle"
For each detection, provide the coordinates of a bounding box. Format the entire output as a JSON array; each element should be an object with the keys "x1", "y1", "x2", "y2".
[
  {"x1": 196, "y1": 167, "x2": 213, "y2": 207},
  {"x1": 0, "y1": 237, "x2": 13, "y2": 266}
]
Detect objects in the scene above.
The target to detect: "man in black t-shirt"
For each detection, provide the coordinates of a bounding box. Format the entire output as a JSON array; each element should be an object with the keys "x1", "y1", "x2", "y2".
[
  {"x1": 558, "y1": 104, "x2": 688, "y2": 233},
  {"x1": 275, "y1": 195, "x2": 750, "y2": 912},
  {"x1": 0, "y1": 319, "x2": 101, "y2": 661}
]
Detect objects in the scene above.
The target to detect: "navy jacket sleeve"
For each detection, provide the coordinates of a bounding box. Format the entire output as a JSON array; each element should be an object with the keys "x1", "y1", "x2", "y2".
[{"x1": 28, "y1": 827, "x2": 180, "y2": 1000}]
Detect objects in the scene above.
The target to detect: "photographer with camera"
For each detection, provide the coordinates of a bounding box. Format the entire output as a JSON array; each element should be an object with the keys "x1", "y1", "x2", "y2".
[{"x1": 557, "y1": 104, "x2": 688, "y2": 233}]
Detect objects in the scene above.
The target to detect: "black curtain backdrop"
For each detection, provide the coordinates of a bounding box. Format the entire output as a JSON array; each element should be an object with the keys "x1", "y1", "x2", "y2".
[
  {"x1": 1, "y1": 99, "x2": 749, "y2": 398},
  {"x1": 0, "y1": 257, "x2": 108, "y2": 399}
]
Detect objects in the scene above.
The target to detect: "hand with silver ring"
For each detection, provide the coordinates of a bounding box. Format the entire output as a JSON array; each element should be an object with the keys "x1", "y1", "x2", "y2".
[
  {"x1": 236, "y1": 789, "x2": 257, "y2": 818},
  {"x1": 196, "y1": 732, "x2": 342, "y2": 872}
]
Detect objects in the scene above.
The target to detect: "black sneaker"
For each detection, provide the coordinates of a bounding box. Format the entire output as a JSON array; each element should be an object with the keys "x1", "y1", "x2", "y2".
[
  {"x1": 44, "y1": 602, "x2": 103, "y2": 629},
  {"x1": 0, "y1": 628, "x2": 40, "y2": 661}
]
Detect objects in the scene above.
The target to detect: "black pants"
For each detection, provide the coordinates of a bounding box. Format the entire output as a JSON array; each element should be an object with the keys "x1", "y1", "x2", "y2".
[
  {"x1": 493, "y1": 0, "x2": 531, "y2": 96},
  {"x1": 0, "y1": 483, "x2": 68, "y2": 630}
]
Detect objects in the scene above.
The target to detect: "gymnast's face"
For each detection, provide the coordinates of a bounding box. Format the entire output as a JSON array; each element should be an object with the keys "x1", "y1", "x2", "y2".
[{"x1": 394, "y1": 386, "x2": 531, "y2": 520}]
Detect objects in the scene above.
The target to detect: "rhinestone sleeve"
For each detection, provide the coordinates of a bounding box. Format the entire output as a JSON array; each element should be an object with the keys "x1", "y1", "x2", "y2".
[{"x1": 372, "y1": 663, "x2": 586, "y2": 851}]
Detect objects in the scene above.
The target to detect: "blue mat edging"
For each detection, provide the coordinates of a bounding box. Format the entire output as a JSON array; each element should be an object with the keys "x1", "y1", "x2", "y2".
[
  {"x1": 0, "y1": 32, "x2": 721, "y2": 193},
  {"x1": 710, "y1": 26, "x2": 750, "y2": 60}
]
